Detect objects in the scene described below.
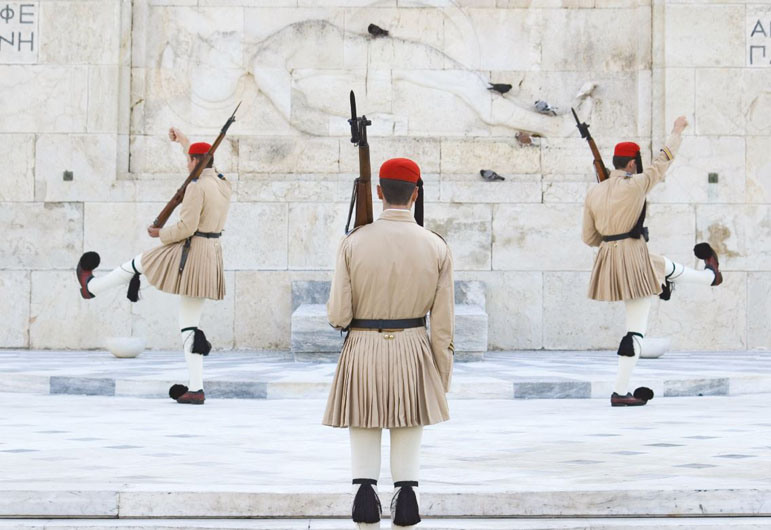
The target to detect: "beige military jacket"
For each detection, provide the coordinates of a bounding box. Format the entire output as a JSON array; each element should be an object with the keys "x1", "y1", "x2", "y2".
[
  {"x1": 327, "y1": 208, "x2": 455, "y2": 391},
  {"x1": 582, "y1": 133, "x2": 682, "y2": 301}
]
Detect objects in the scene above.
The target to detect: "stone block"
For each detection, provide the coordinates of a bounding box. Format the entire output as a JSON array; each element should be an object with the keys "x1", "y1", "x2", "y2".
[
  {"x1": 453, "y1": 304, "x2": 488, "y2": 355},
  {"x1": 392, "y1": 69, "x2": 491, "y2": 136},
  {"x1": 440, "y1": 175, "x2": 541, "y2": 204},
  {"x1": 696, "y1": 205, "x2": 771, "y2": 271},
  {"x1": 540, "y1": 137, "x2": 624, "y2": 179},
  {"x1": 649, "y1": 136, "x2": 746, "y2": 204},
  {"x1": 0, "y1": 134, "x2": 35, "y2": 201},
  {"x1": 648, "y1": 272, "x2": 747, "y2": 351},
  {"x1": 664, "y1": 5, "x2": 745, "y2": 67},
  {"x1": 291, "y1": 303, "x2": 344, "y2": 354},
  {"x1": 205, "y1": 381, "x2": 267, "y2": 399},
  {"x1": 30, "y1": 271, "x2": 132, "y2": 349},
  {"x1": 440, "y1": 138, "x2": 540, "y2": 174},
  {"x1": 236, "y1": 272, "x2": 294, "y2": 351},
  {"x1": 694, "y1": 69, "x2": 746, "y2": 136},
  {"x1": 541, "y1": 8, "x2": 641, "y2": 72},
  {"x1": 88, "y1": 66, "x2": 120, "y2": 133},
  {"x1": 291, "y1": 279, "x2": 331, "y2": 310},
  {"x1": 50, "y1": 377, "x2": 116, "y2": 397},
  {"x1": 0, "y1": 66, "x2": 88, "y2": 133},
  {"x1": 288, "y1": 203, "x2": 349, "y2": 270},
  {"x1": 39, "y1": 1, "x2": 121, "y2": 65},
  {"x1": 748, "y1": 273, "x2": 771, "y2": 350},
  {"x1": 645, "y1": 204, "x2": 696, "y2": 267},
  {"x1": 514, "y1": 381, "x2": 591, "y2": 399},
  {"x1": 342, "y1": 8, "x2": 444, "y2": 69},
  {"x1": 239, "y1": 174, "x2": 338, "y2": 203},
  {"x1": 35, "y1": 134, "x2": 134, "y2": 203},
  {"x1": 83, "y1": 202, "x2": 160, "y2": 270},
  {"x1": 424, "y1": 203, "x2": 492, "y2": 271},
  {"x1": 663, "y1": 378, "x2": 729, "y2": 397},
  {"x1": 0, "y1": 203, "x2": 82, "y2": 269},
  {"x1": 543, "y1": 272, "x2": 625, "y2": 350},
  {"x1": 340, "y1": 137, "x2": 441, "y2": 174},
  {"x1": 458, "y1": 271, "x2": 542, "y2": 350},
  {"x1": 746, "y1": 70, "x2": 771, "y2": 136},
  {"x1": 130, "y1": 271, "x2": 235, "y2": 350},
  {"x1": 0, "y1": 490, "x2": 118, "y2": 518},
  {"x1": 747, "y1": 136, "x2": 771, "y2": 204},
  {"x1": 663, "y1": 68, "x2": 695, "y2": 137},
  {"x1": 240, "y1": 137, "x2": 340, "y2": 173},
  {"x1": 0, "y1": 271, "x2": 30, "y2": 348},
  {"x1": 492, "y1": 204, "x2": 593, "y2": 271},
  {"x1": 444, "y1": 9, "x2": 541, "y2": 71},
  {"x1": 222, "y1": 202, "x2": 289, "y2": 270},
  {"x1": 542, "y1": 180, "x2": 593, "y2": 203}
]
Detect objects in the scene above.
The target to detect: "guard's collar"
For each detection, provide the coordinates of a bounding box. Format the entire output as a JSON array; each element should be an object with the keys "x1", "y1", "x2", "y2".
[{"x1": 378, "y1": 208, "x2": 416, "y2": 223}]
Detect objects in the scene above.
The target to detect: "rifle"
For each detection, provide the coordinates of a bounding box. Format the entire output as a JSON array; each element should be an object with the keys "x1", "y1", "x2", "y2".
[
  {"x1": 345, "y1": 91, "x2": 373, "y2": 233},
  {"x1": 152, "y1": 102, "x2": 241, "y2": 228},
  {"x1": 572, "y1": 107, "x2": 609, "y2": 183}
]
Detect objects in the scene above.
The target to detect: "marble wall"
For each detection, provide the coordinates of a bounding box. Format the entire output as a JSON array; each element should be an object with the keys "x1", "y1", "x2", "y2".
[{"x1": 0, "y1": 0, "x2": 767, "y2": 352}]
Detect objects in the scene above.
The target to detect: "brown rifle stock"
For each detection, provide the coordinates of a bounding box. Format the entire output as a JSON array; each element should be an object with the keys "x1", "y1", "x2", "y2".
[
  {"x1": 152, "y1": 102, "x2": 241, "y2": 228},
  {"x1": 572, "y1": 107, "x2": 609, "y2": 183},
  {"x1": 346, "y1": 91, "x2": 373, "y2": 233}
]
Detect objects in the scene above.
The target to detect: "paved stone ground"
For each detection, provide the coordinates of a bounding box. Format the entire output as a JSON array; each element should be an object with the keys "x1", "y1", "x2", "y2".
[
  {"x1": 1, "y1": 350, "x2": 770, "y2": 399},
  {"x1": 0, "y1": 392, "x2": 769, "y2": 522}
]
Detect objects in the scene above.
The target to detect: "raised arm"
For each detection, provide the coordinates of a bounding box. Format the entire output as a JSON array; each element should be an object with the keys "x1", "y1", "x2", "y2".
[
  {"x1": 634, "y1": 116, "x2": 688, "y2": 194},
  {"x1": 169, "y1": 127, "x2": 191, "y2": 158}
]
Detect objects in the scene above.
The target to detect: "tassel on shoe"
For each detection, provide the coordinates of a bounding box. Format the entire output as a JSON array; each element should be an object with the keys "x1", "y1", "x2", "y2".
[
  {"x1": 352, "y1": 478, "x2": 381, "y2": 524},
  {"x1": 392, "y1": 481, "x2": 421, "y2": 527},
  {"x1": 192, "y1": 329, "x2": 211, "y2": 356},
  {"x1": 169, "y1": 384, "x2": 188, "y2": 400},
  {"x1": 633, "y1": 386, "x2": 654, "y2": 403}
]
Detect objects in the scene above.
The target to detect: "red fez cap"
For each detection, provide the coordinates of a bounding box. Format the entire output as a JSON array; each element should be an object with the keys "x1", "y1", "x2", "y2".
[
  {"x1": 379, "y1": 158, "x2": 420, "y2": 184},
  {"x1": 188, "y1": 142, "x2": 211, "y2": 155},
  {"x1": 614, "y1": 142, "x2": 640, "y2": 158}
]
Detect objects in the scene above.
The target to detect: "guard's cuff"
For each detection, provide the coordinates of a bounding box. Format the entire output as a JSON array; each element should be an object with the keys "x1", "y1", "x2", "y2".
[{"x1": 661, "y1": 146, "x2": 674, "y2": 161}]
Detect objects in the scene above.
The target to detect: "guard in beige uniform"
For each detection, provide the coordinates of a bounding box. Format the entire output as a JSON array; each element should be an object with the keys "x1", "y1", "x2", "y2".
[
  {"x1": 324, "y1": 158, "x2": 454, "y2": 529},
  {"x1": 75, "y1": 129, "x2": 232, "y2": 405},
  {"x1": 582, "y1": 116, "x2": 722, "y2": 407}
]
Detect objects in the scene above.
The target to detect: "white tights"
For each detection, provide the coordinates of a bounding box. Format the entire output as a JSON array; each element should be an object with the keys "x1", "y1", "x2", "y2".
[
  {"x1": 614, "y1": 257, "x2": 716, "y2": 395},
  {"x1": 84, "y1": 254, "x2": 207, "y2": 391},
  {"x1": 350, "y1": 426, "x2": 423, "y2": 529}
]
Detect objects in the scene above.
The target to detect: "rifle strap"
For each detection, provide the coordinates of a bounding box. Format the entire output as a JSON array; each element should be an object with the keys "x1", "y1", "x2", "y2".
[
  {"x1": 601, "y1": 202, "x2": 649, "y2": 243},
  {"x1": 345, "y1": 179, "x2": 358, "y2": 234}
]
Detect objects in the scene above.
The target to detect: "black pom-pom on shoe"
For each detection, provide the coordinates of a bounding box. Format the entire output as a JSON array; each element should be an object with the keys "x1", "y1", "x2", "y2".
[
  {"x1": 79, "y1": 251, "x2": 101, "y2": 271},
  {"x1": 169, "y1": 384, "x2": 188, "y2": 400},
  {"x1": 633, "y1": 386, "x2": 654, "y2": 403},
  {"x1": 392, "y1": 481, "x2": 421, "y2": 527},
  {"x1": 693, "y1": 243, "x2": 714, "y2": 260},
  {"x1": 352, "y1": 479, "x2": 381, "y2": 524}
]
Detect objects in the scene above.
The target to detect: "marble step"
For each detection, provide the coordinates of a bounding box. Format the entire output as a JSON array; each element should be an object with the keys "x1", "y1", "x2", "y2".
[
  {"x1": 2, "y1": 518, "x2": 771, "y2": 530},
  {"x1": 1, "y1": 488, "x2": 770, "y2": 519}
]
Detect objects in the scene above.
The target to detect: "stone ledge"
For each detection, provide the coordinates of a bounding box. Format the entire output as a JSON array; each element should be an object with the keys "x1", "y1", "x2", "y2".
[{"x1": 1, "y1": 487, "x2": 769, "y2": 519}]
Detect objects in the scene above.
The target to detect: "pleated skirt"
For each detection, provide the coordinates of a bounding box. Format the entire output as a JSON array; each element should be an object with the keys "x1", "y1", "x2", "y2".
[
  {"x1": 141, "y1": 237, "x2": 226, "y2": 300},
  {"x1": 587, "y1": 239, "x2": 666, "y2": 302},
  {"x1": 323, "y1": 327, "x2": 450, "y2": 429}
]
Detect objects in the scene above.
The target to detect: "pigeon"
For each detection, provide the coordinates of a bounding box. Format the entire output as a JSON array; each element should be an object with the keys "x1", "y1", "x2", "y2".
[
  {"x1": 480, "y1": 169, "x2": 505, "y2": 181},
  {"x1": 368, "y1": 24, "x2": 389, "y2": 37},
  {"x1": 534, "y1": 100, "x2": 557, "y2": 116},
  {"x1": 488, "y1": 83, "x2": 512, "y2": 95},
  {"x1": 515, "y1": 131, "x2": 532, "y2": 146}
]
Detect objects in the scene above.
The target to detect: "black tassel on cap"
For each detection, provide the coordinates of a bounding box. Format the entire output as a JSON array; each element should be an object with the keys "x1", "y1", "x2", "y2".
[
  {"x1": 414, "y1": 179, "x2": 424, "y2": 227},
  {"x1": 169, "y1": 384, "x2": 188, "y2": 400},
  {"x1": 126, "y1": 259, "x2": 141, "y2": 302},
  {"x1": 192, "y1": 329, "x2": 212, "y2": 356},
  {"x1": 352, "y1": 478, "x2": 381, "y2": 523},
  {"x1": 392, "y1": 481, "x2": 421, "y2": 527}
]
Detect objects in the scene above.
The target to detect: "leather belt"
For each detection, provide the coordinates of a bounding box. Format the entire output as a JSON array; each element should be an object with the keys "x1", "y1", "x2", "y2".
[
  {"x1": 601, "y1": 227, "x2": 649, "y2": 242},
  {"x1": 179, "y1": 231, "x2": 222, "y2": 273},
  {"x1": 349, "y1": 317, "x2": 426, "y2": 330}
]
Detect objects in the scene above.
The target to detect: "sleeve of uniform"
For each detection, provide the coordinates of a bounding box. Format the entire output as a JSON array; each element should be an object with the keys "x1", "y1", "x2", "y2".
[
  {"x1": 430, "y1": 243, "x2": 454, "y2": 393},
  {"x1": 159, "y1": 182, "x2": 203, "y2": 244},
  {"x1": 634, "y1": 133, "x2": 683, "y2": 194},
  {"x1": 327, "y1": 236, "x2": 353, "y2": 330},
  {"x1": 582, "y1": 196, "x2": 602, "y2": 247}
]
